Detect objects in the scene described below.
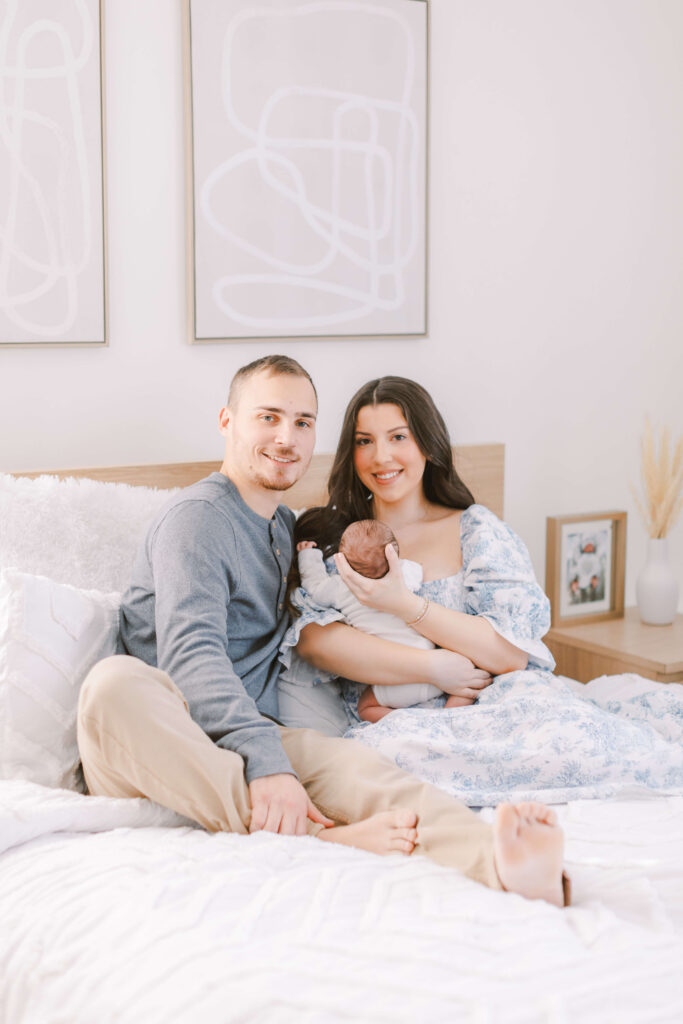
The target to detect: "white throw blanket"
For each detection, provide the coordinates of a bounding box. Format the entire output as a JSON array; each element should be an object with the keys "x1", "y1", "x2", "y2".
[{"x1": 2, "y1": 778, "x2": 683, "y2": 1023}]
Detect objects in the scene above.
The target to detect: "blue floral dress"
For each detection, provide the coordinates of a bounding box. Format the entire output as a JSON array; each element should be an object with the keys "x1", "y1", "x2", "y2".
[
  {"x1": 280, "y1": 506, "x2": 683, "y2": 805},
  {"x1": 281, "y1": 505, "x2": 554, "y2": 718}
]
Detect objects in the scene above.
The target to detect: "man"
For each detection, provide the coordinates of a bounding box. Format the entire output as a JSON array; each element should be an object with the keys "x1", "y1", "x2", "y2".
[{"x1": 78, "y1": 355, "x2": 568, "y2": 905}]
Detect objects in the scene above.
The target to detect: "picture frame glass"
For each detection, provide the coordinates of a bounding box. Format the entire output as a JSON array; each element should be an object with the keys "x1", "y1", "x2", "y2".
[{"x1": 559, "y1": 518, "x2": 613, "y2": 619}]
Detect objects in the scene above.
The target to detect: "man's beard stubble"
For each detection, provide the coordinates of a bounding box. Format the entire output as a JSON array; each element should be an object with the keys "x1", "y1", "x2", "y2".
[{"x1": 252, "y1": 449, "x2": 302, "y2": 492}]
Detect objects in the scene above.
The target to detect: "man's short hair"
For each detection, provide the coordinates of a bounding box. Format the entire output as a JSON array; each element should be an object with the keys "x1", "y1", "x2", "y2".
[{"x1": 227, "y1": 355, "x2": 317, "y2": 409}]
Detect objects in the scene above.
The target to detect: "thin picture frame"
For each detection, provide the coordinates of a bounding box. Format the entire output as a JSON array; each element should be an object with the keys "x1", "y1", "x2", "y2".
[
  {"x1": 0, "y1": 0, "x2": 108, "y2": 348},
  {"x1": 182, "y1": 0, "x2": 429, "y2": 344},
  {"x1": 546, "y1": 511, "x2": 627, "y2": 628}
]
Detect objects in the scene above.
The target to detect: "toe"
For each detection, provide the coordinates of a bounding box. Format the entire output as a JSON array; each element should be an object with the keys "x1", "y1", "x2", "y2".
[
  {"x1": 393, "y1": 810, "x2": 418, "y2": 829},
  {"x1": 525, "y1": 803, "x2": 557, "y2": 826},
  {"x1": 390, "y1": 836, "x2": 415, "y2": 855},
  {"x1": 495, "y1": 803, "x2": 520, "y2": 841},
  {"x1": 394, "y1": 826, "x2": 418, "y2": 843}
]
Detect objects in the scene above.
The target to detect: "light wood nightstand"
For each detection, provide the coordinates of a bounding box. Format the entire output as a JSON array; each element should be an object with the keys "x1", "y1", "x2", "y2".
[{"x1": 545, "y1": 608, "x2": 683, "y2": 684}]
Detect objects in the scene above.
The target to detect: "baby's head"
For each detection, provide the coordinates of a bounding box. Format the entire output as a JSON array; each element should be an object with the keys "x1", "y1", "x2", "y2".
[{"x1": 339, "y1": 520, "x2": 399, "y2": 579}]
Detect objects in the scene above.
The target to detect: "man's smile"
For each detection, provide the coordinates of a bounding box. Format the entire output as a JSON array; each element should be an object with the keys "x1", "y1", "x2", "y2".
[{"x1": 262, "y1": 452, "x2": 298, "y2": 464}]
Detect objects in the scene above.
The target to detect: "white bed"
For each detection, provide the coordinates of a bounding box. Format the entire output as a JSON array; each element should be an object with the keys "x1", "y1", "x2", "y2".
[{"x1": 2, "y1": 456, "x2": 683, "y2": 1023}]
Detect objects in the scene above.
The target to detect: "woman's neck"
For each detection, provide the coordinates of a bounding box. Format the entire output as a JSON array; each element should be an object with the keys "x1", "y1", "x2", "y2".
[{"x1": 372, "y1": 491, "x2": 436, "y2": 531}]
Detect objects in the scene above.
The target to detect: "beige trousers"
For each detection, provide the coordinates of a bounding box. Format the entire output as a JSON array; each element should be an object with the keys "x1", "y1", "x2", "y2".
[{"x1": 77, "y1": 655, "x2": 501, "y2": 890}]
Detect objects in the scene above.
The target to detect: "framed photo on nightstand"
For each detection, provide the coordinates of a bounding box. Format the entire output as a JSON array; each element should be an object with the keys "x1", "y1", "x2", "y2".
[{"x1": 546, "y1": 511, "x2": 627, "y2": 627}]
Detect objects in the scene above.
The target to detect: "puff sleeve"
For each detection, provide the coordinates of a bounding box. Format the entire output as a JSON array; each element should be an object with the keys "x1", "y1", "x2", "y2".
[
  {"x1": 461, "y1": 505, "x2": 555, "y2": 671},
  {"x1": 278, "y1": 557, "x2": 345, "y2": 685}
]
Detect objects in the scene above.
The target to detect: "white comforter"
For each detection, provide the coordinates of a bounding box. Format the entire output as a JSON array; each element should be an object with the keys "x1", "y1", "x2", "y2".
[{"x1": 2, "y1": 777, "x2": 683, "y2": 1023}]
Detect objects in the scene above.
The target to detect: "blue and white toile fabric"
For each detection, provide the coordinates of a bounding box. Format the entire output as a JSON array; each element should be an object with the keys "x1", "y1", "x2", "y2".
[
  {"x1": 344, "y1": 671, "x2": 683, "y2": 805},
  {"x1": 280, "y1": 505, "x2": 683, "y2": 805}
]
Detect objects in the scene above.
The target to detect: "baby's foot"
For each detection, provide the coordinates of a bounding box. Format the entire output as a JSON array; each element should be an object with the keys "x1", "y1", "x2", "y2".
[
  {"x1": 445, "y1": 695, "x2": 475, "y2": 708},
  {"x1": 493, "y1": 802, "x2": 565, "y2": 907},
  {"x1": 359, "y1": 704, "x2": 394, "y2": 723},
  {"x1": 319, "y1": 810, "x2": 418, "y2": 856}
]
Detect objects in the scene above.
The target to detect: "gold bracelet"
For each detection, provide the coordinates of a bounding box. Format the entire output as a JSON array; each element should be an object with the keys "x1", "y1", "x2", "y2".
[{"x1": 406, "y1": 595, "x2": 430, "y2": 626}]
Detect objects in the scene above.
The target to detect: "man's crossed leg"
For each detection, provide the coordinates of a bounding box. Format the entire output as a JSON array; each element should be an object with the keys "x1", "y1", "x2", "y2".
[{"x1": 78, "y1": 656, "x2": 567, "y2": 907}]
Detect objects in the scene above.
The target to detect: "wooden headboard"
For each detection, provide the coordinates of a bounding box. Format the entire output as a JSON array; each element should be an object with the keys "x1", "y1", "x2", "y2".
[{"x1": 17, "y1": 444, "x2": 505, "y2": 517}]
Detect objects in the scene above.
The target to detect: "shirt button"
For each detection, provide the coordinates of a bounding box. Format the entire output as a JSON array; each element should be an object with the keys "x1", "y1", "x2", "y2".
[
  {"x1": 278, "y1": 603, "x2": 283, "y2": 611},
  {"x1": 283, "y1": 575, "x2": 287, "y2": 583},
  {"x1": 276, "y1": 549, "x2": 281, "y2": 556}
]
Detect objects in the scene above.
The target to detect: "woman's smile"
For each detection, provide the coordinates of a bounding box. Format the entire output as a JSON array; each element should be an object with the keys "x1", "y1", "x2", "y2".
[{"x1": 373, "y1": 469, "x2": 403, "y2": 483}]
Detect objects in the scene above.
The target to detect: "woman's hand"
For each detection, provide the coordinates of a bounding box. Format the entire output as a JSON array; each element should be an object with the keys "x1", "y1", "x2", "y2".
[
  {"x1": 334, "y1": 543, "x2": 418, "y2": 620},
  {"x1": 297, "y1": 541, "x2": 317, "y2": 552},
  {"x1": 427, "y1": 649, "x2": 493, "y2": 701}
]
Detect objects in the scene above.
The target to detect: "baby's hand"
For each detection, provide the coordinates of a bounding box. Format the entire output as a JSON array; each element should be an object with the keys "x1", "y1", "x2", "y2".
[{"x1": 297, "y1": 541, "x2": 317, "y2": 551}]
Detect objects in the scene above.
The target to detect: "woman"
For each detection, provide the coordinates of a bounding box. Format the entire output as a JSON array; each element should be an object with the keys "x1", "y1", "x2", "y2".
[
  {"x1": 279, "y1": 375, "x2": 553, "y2": 724},
  {"x1": 278, "y1": 376, "x2": 683, "y2": 808}
]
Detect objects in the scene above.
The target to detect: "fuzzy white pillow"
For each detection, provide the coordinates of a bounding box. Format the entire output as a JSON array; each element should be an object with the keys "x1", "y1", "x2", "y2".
[
  {"x1": 0, "y1": 568, "x2": 121, "y2": 792},
  {"x1": 0, "y1": 473, "x2": 178, "y2": 592}
]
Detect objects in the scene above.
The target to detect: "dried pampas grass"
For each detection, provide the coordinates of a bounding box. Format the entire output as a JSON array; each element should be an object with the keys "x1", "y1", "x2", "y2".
[{"x1": 631, "y1": 418, "x2": 683, "y2": 539}]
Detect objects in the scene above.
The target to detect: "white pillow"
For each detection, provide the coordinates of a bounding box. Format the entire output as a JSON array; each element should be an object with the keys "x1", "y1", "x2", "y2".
[
  {"x1": 0, "y1": 568, "x2": 121, "y2": 792},
  {"x1": 0, "y1": 473, "x2": 178, "y2": 592}
]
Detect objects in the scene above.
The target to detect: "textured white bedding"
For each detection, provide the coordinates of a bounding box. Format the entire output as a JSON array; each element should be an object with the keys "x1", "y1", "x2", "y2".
[
  {"x1": 2, "y1": 772, "x2": 683, "y2": 1022},
  {"x1": 6, "y1": 474, "x2": 679, "y2": 1020}
]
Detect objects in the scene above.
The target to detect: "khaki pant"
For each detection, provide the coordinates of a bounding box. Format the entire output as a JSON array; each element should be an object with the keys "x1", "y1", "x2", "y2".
[{"x1": 77, "y1": 655, "x2": 501, "y2": 890}]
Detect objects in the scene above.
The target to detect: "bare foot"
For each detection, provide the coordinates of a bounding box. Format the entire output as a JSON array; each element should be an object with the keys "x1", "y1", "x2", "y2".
[
  {"x1": 445, "y1": 695, "x2": 475, "y2": 709},
  {"x1": 493, "y1": 802, "x2": 565, "y2": 907},
  {"x1": 358, "y1": 688, "x2": 394, "y2": 723},
  {"x1": 359, "y1": 704, "x2": 394, "y2": 723},
  {"x1": 319, "y1": 810, "x2": 418, "y2": 856}
]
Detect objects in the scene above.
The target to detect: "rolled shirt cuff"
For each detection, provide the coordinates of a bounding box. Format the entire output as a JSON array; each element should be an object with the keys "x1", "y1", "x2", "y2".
[{"x1": 218, "y1": 724, "x2": 297, "y2": 785}]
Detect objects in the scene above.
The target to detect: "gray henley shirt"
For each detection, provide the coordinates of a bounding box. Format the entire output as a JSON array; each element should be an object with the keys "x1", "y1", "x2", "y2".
[{"x1": 119, "y1": 472, "x2": 296, "y2": 783}]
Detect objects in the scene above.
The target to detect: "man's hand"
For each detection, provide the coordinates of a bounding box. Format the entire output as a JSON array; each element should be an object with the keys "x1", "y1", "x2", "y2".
[
  {"x1": 428, "y1": 648, "x2": 493, "y2": 701},
  {"x1": 248, "y1": 773, "x2": 335, "y2": 835}
]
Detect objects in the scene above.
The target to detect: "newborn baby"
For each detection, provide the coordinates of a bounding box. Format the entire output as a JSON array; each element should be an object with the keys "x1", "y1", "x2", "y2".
[{"x1": 297, "y1": 519, "x2": 444, "y2": 722}]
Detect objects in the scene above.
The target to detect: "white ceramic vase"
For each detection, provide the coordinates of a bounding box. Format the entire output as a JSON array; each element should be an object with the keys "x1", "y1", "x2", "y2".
[{"x1": 636, "y1": 537, "x2": 680, "y2": 625}]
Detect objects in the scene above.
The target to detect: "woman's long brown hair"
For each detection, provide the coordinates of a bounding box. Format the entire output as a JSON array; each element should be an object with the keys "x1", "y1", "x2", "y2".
[{"x1": 327, "y1": 376, "x2": 474, "y2": 522}]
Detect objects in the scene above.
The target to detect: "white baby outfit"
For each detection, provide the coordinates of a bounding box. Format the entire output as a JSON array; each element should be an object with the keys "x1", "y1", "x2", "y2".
[{"x1": 297, "y1": 547, "x2": 441, "y2": 708}]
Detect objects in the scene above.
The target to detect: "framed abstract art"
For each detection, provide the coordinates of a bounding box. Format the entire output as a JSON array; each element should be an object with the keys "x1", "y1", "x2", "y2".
[
  {"x1": 0, "y1": 0, "x2": 107, "y2": 347},
  {"x1": 183, "y1": 0, "x2": 428, "y2": 343}
]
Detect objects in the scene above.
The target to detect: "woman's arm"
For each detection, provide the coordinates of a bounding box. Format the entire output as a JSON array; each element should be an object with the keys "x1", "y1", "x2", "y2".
[
  {"x1": 296, "y1": 622, "x2": 493, "y2": 697},
  {"x1": 401, "y1": 599, "x2": 528, "y2": 675},
  {"x1": 334, "y1": 547, "x2": 528, "y2": 676}
]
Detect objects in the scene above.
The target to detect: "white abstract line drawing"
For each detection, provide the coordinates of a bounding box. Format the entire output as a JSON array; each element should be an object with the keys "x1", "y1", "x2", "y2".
[
  {"x1": 194, "y1": 0, "x2": 425, "y2": 334},
  {"x1": 0, "y1": 0, "x2": 98, "y2": 340}
]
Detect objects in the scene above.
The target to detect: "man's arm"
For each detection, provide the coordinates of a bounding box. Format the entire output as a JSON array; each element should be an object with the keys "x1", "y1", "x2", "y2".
[
  {"x1": 151, "y1": 501, "x2": 293, "y2": 784},
  {"x1": 151, "y1": 502, "x2": 335, "y2": 834}
]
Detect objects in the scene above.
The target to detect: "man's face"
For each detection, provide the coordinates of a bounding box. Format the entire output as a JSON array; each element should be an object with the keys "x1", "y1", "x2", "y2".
[{"x1": 220, "y1": 371, "x2": 317, "y2": 496}]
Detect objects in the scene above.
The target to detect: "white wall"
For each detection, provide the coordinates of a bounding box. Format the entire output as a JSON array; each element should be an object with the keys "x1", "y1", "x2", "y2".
[{"x1": 2, "y1": 0, "x2": 682, "y2": 607}]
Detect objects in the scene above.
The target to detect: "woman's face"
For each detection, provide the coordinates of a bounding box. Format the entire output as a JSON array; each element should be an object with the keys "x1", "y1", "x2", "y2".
[{"x1": 353, "y1": 403, "x2": 427, "y2": 504}]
